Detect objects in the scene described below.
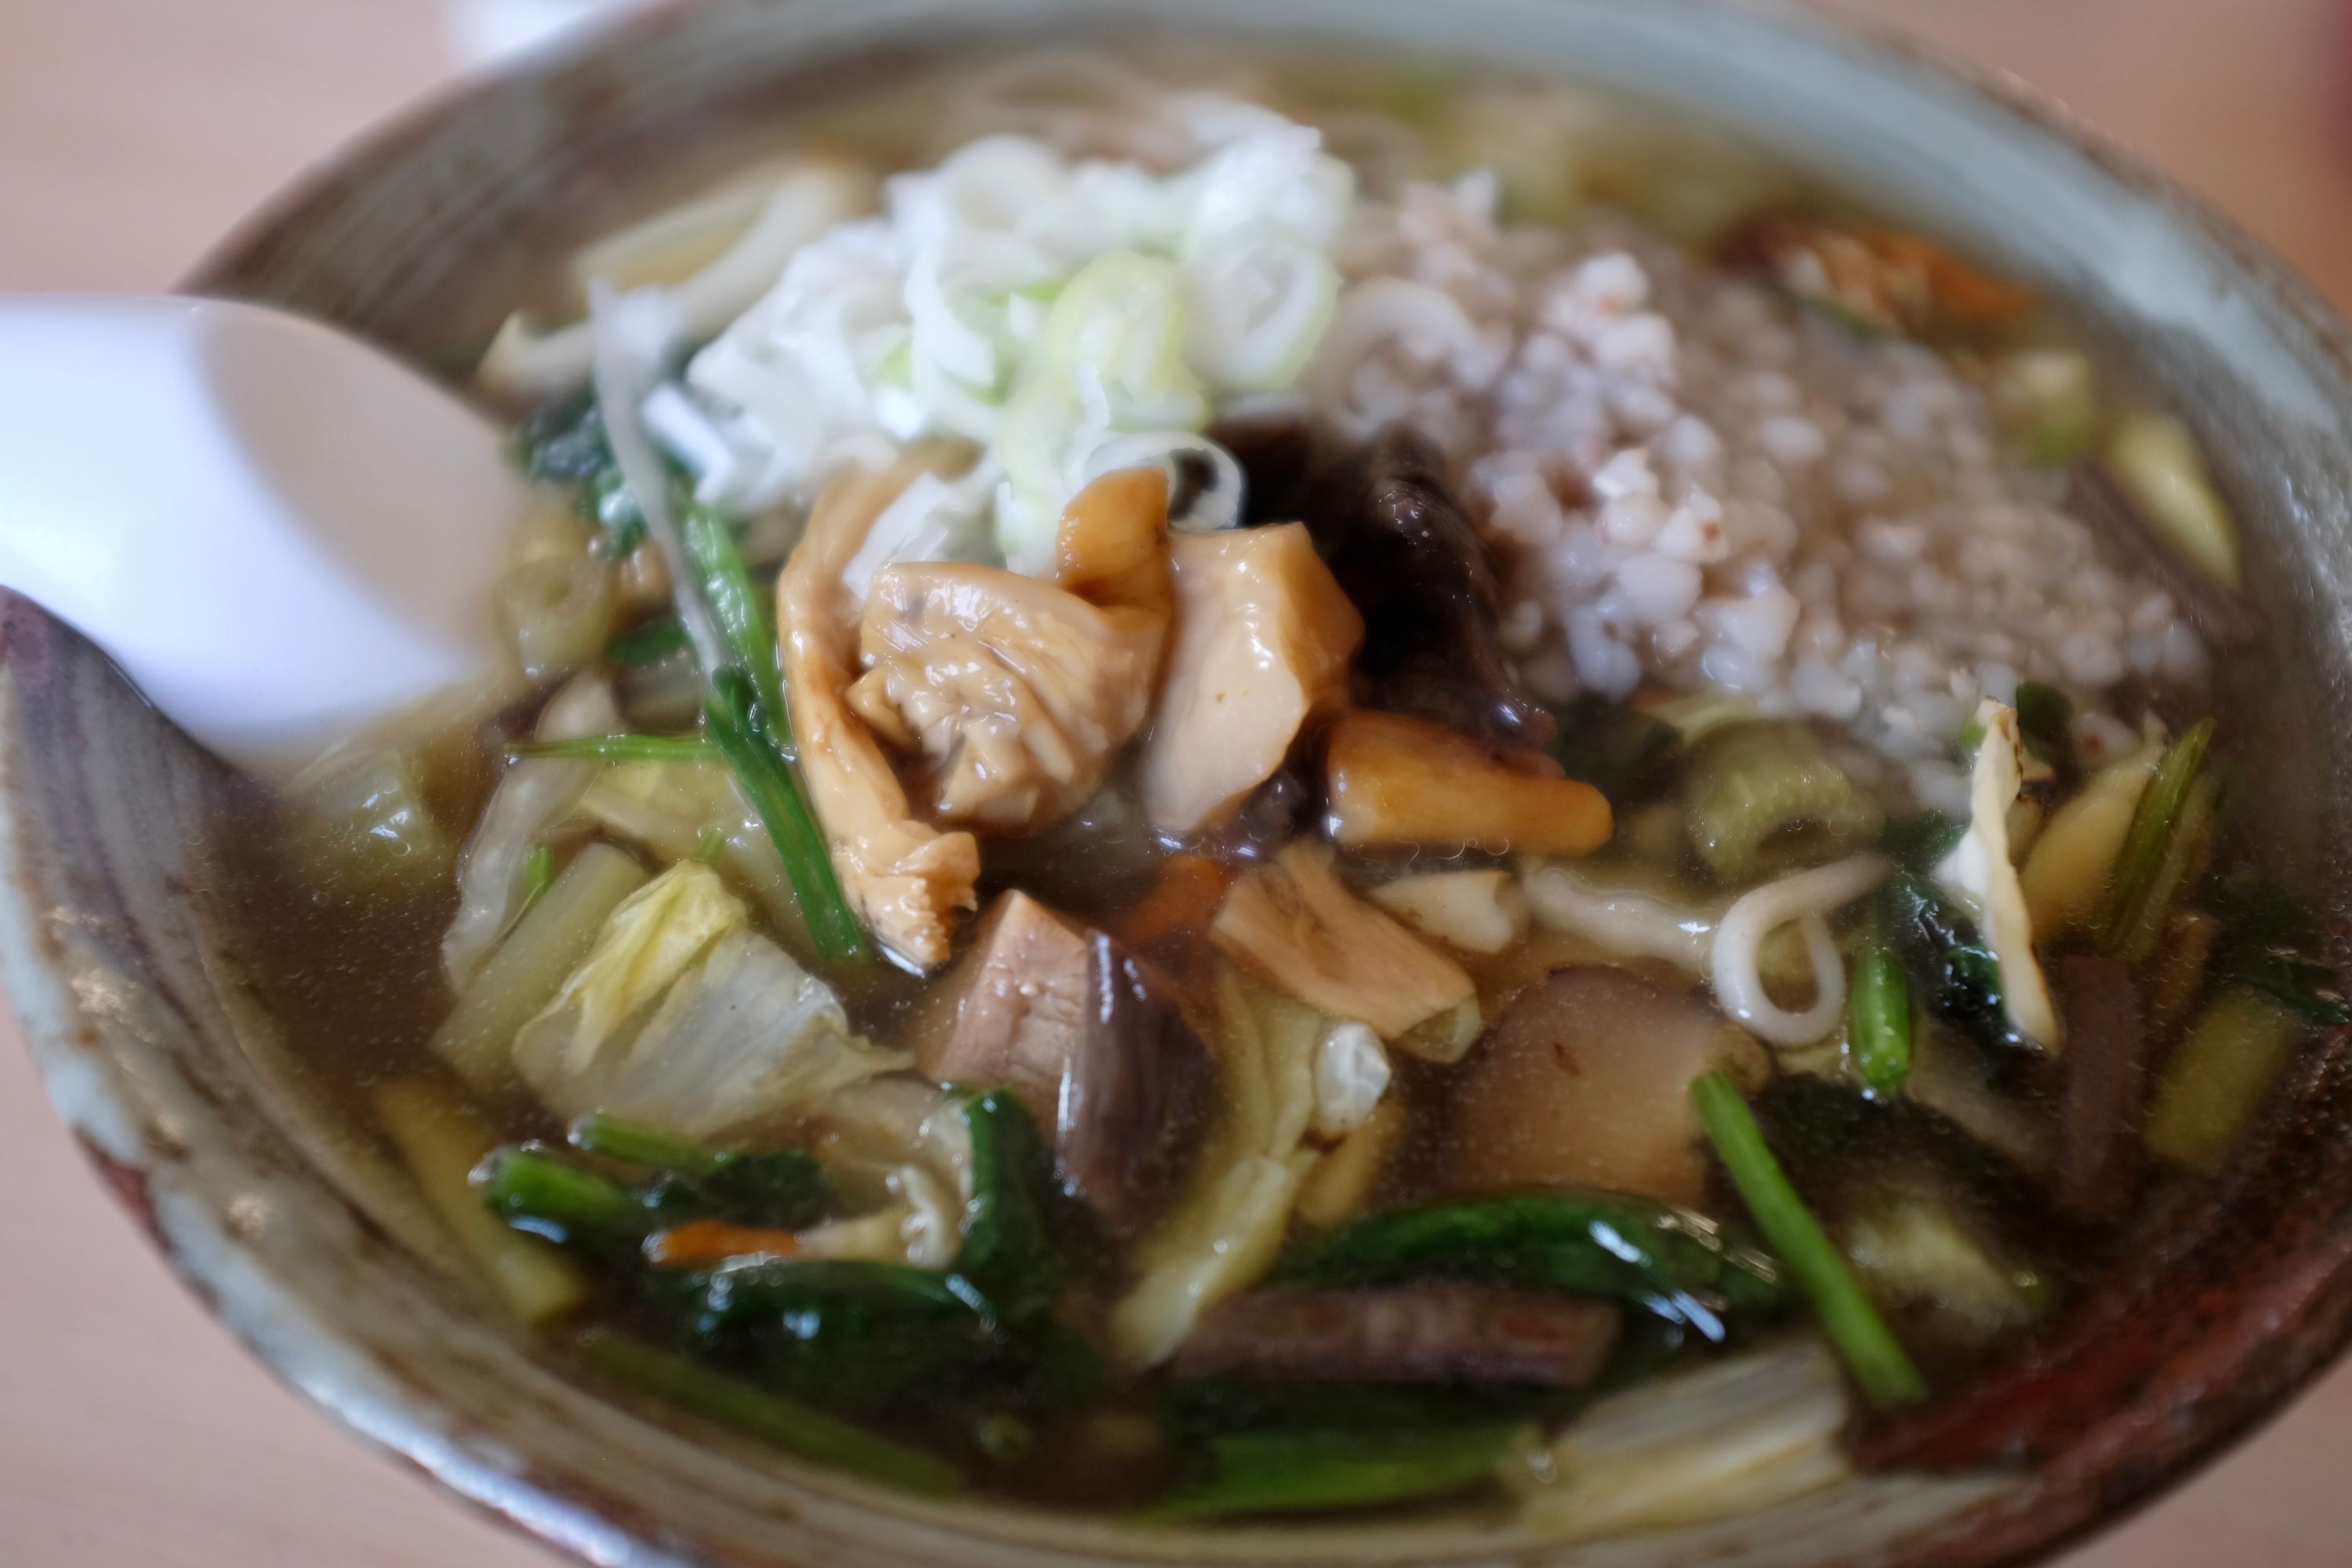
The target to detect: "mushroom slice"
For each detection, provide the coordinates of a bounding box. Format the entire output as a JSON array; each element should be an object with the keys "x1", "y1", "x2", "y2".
[{"x1": 1934, "y1": 699, "x2": 2063, "y2": 1051}]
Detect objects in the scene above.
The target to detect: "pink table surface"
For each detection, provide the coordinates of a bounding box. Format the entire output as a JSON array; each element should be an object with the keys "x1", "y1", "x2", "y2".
[{"x1": 6, "y1": 1, "x2": 2352, "y2": 1563}]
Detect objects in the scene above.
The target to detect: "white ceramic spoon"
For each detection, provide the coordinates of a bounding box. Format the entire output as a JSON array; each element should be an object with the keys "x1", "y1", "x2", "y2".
[{"x1": 0, "y1": 295, "x2": 526, "y2": 783}]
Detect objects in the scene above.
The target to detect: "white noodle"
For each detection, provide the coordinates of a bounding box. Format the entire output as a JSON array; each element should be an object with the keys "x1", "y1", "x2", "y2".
[
  {"x1": 1522, "y1": 861, "x2": 1722, "y2": 973},
  {"x1": 1710, "y1": 854, "x2": 1889, "y2": 1047}
]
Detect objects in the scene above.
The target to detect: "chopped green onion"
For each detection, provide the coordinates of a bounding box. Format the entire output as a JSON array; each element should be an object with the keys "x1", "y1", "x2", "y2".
[
  {"x1": 506, "y1": 733, "x2": 717, "y2": 764},
  {"x1": 2097, "y1": 719, "x2": 2216, "y2": 960},
  {"x1": 693, "y1": 824, "x2": 727, "y2": 864},
  {"x1": 579, "y1": 1329, "x2": 964, "y2": 1497},
  {"x1": 1691, "y1": 1072, "x2": 1926, "y2": 1410},
  {"x1": 604, "y1": 618, "x2": 690, "y2": 668},
  {"x1": 1132, "y1": 1425, "x2": 1523, "y2": 1523},
  {"x1": 1849, "y1": 920, "x2": 1913, "y2": 1094},
  {"x1": 707, "y1": 670, "x2": 863, "y2": 962}
]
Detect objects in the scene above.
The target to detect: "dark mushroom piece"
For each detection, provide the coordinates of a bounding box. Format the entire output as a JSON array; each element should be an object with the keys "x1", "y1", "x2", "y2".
[
  {"x1": 1173, "y1": 1287, "x2": 1622, "y2": 1389},
  {"x1": 909, "y1": 890, "x2": 1210, "y2": 1234},
  {"x1": 1445, "y1": 965, "x2": 1770, "y2": 1209},
  {"x1": 1294, "y1": 425, "x2": 1557, "y2": 752},
  {"x1": 1208, "y1": 414, "x2": 1321, "y2": 524}
]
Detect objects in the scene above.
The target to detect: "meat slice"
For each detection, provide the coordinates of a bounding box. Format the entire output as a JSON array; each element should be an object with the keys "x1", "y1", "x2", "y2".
[
  {"x1": 1446, "y1": 965, "x2": 1770, "y2": 1208},
  {"x1": 1173, "y1": 1287, "x2": 1622, "y2": 1388},
  {"x1": 777, "y1": 450, "x2": 982, "y2": 967},
  {"x1": 1138, "y1": 523, "x2": 1363, "y2": 835},
  {"x1": 912, "y1": 890, "x2": 1208, "y2": 1232},
  {"x1": 1294, "y1": 426, "x2": 1554, "y2": 752}
]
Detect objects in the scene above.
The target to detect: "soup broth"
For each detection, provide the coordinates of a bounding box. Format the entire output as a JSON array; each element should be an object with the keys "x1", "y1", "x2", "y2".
[{"x1": 212, "y1": 45, "x2": 2339, "y2": 1536}]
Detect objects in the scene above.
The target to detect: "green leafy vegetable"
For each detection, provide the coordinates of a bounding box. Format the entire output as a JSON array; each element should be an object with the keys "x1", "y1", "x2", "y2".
[
  {"x1": 1881, "y1": 873, "x2": 2011, "y2": 1050},
  {"x1": 579, "y1": 1328, "x2": 964, "y2": 1497},
  {"x1": 1878, "y1": 810, "x2": 1965, "y2": 873},
  {"x1": 706, "y1": 668, "x2": 864, "y2": 962},
  {"x1": 1267, "y1": 1189, "x2": 1784, "y2": 1338},
  {"x1": 506, "y1": 733, "x2": 718, "y2": 764},
  {"x1": 518, "y1": 844, "x2": 559, "y2": 920},
  {"x1": 481, "y1": 1144, "x2": 654, "y2": 1249},
  {"x1": 570, "y1": 1112, "x2": 728, "y2": 1173},
  {"x1": 604, "y1": 618, "x2": 691, "y2": 668},
  {"x1": 1134, "y1": 1425, "x2": 1523, "y2": 1523},
  {"x1": 2013, "y1": 681, "x2": 2072, "y2": 768},
  {"x1": 681, "y1": 502, "x2": 793, "y2": 747},
  {"x1": 2097, "y1": 719, "x2": 2215, "y2": 960},
  {"x1": 565, "y1": 1113, "x2": 834, "y2": 1230},
  {"x1": 516, "y1": 394, "x2": 648, "y2": 557},
  {"x1": 1690, "y1": 1072, "x2": 1926, "y2": 1410},
  {"x1": 954, "y1": 1090, "x2": 1069, "y2": 1323},
  {"x1": 1546, "y1": 696, "x2": 1681, "y2": 804},
  {"x1": 1849, "y1": 916, "x2": 1913, "y2": 1094}
]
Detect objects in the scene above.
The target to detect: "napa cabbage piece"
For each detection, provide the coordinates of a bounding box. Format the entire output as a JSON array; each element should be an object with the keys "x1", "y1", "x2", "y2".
[
  {"x1": 513, "y1": 862, "x2": 907, "y2": 1137},
  {"x1": 444, "y1": 675, "x2": 622, "y2": 990},
  {"x1": 1108, "y1": 969, "x2": 1325, "y2": 1367},
  {"x1": 1508, "y1": 1338, "x2": 1852, "y2": 1540},
  {"x1": 1933, "y1": 700, "x2": 2063, "y2": 1050}
]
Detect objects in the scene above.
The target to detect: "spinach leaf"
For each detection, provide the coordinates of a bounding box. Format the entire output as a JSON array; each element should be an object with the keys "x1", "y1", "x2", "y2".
[{"x1": 1266, "y1": 1190, "x2": 1784, "y2": 1339}]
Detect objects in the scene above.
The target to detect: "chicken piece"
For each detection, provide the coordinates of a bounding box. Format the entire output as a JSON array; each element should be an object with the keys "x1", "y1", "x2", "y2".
[
  {"x1": 1446, "y1": 965, "x2": 1770, "y2": 1207},
  {"x1": 1211, "y1": 843, "x2": 1480, "y2": 1062},
  {"x1": 1138, "y1": 523, "x2": 1363, "y2": 834},
  {"x1": 910, "y1": 890, "x2": 1209, "y2": 1233},
  {"x1": 777, "y1": 450, "x2": 983, "y2": 967},
  {"x1": 1325, "y1": 710, "x2": 1613, "y2": 855},
  {"x1": 846, "y1": 470, "x2": 1173, "y2": 833},
  {"x1": 1172, "y1": 1287, "x2": 1622, "y2": 1388}
]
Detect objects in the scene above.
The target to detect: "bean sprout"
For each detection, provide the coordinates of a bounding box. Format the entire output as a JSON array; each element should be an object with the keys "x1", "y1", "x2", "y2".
[{"x1": 1710, "y1": 855, "x2": 1890, "y2": 1047}]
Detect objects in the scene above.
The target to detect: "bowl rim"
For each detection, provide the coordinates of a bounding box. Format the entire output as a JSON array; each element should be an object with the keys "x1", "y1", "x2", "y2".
[{"x1": 15, "y1": 2, "x2": 2351, "y2": 1566}]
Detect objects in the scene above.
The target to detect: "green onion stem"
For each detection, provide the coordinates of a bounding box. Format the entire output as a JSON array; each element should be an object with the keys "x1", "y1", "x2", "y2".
[
  {"x1": 708, "y1": 670, "x2": 863, "y2": 962},
  {"x1": 479, "y1": 1145, "x2": 648, "y2": 1247},
  {"x1": 568, "y1": 1112, "x2": 727, "y2": 1179},
  {"x1": 579, "y1": 1330, "x2": 963, "y2": 1497},
  {"x1": 1690, "y1": 1072, "x2": 1926, "y2": 1410},
  {"x1": 1849, "y1": 918, "x2": 1913, "y2": 1094},
  {"x1": 2097, "y1": 718, "x2": 2215, "y2": 955}
]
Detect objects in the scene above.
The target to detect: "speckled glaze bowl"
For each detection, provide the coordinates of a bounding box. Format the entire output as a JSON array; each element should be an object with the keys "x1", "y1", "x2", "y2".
[{"x1": 11, "y1": 1, "x2": 2352, "y2": 1563}]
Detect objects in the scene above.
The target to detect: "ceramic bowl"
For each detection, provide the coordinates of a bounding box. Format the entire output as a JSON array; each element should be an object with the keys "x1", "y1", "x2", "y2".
[{"x1": 12, "y1": 1, "x2": 2352, "y2": 1564}]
